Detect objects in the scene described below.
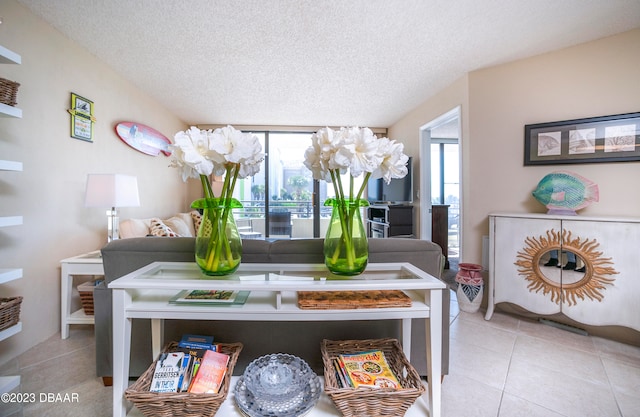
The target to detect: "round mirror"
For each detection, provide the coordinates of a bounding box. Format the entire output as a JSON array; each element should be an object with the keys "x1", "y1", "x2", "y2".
[{"x1": 515, "y1": 229, "x2": 618, "y2": 305}]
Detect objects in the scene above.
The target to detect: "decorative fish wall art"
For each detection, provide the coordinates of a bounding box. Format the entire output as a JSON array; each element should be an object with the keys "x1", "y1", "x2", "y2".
[{"x1": 532, "y1": 171, "x2": 599, "y2": 215}]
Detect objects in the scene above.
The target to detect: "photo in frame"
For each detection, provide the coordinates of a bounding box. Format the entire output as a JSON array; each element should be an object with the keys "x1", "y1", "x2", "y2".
[
  {"x1": 68, "y1": 92, "x2": 95, "y2": 142},
  {"x1": 524, "y1": 112, "x2": 640, "y2": 165}
]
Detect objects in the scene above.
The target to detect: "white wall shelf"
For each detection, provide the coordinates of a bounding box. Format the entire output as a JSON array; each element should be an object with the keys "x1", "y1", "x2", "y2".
[
  {"x1": 0, "y1": 216, "x2": 22, "y2": 228},
  {"x1": 0, "y1": 322, "x2": 22, "y2": 343},
  {"x1": 0, "y1": 45, "x2": 21, "y2": 65},
  {"x1": 0, "y1": 269, "x2": 22, "y2": 285},
  {"x1": 0, "y1": 160, "x2": 22, "y2": 171},
  {"x1": 1, "y1": 43, "x2": 23, "y2": 402},
  {"x1": 0, "y1": 102, "x2": 22, "y2": 118}
]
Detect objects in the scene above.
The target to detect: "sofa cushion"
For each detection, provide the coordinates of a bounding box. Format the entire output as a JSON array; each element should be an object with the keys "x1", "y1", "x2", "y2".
[
  {"x1": 150, "y1": 218, "x2": 181, "y2": 237},
  {"x1": 120, "y1": 212, "x2": 196, "y2": 238}
]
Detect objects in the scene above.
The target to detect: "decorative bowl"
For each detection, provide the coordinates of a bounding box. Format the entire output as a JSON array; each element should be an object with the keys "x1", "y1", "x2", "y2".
[{"x1": 242, "y1": 353, "x2": 314, "y2": 403}]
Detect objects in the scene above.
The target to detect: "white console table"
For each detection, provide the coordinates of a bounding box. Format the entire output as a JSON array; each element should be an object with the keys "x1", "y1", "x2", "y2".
[
  {"x1": 60, "y1": 250, "x2": 104, "y2": 338},
  {"x1": 109, "y1": 262, "x2": 445, "y2": 417}
]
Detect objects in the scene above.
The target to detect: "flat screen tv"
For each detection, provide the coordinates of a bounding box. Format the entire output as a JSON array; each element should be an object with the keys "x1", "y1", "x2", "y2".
[{"x1": 367, "y1": 157, "x2": 413, "y2": 204}]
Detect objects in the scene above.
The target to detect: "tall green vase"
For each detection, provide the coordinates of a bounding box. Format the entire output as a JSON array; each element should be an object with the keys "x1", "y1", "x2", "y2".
[
  {"x1": 192, "y1": 198, "x2": 243, "y2": 276},
  {"x1": 323, "y1": 198, "x2": 369, "y2": 275}
]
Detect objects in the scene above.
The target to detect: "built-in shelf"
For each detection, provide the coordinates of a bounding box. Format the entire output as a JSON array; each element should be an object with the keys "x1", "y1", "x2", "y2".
[
  {"x1": 0, "y1": 376, "x2": 20, "y2": 394},
  {"x1": 0, "y1": 269, "x2": 22, "y2": 284},
  {"x1": 0, "y1": 160, "x2": 22, "y2": 171},
  {"x1": 0, "y1": 322, "x2": 22, "y2": 343},
  {"x1": 0, "y1": 45, "x2": 21, "y2": 65},
  {"x1": 0, "y1": 216, "x2": 22, "y2": 228},
  {"x1": 0, "y1": 102, "x2": 22, "y2": 118}
]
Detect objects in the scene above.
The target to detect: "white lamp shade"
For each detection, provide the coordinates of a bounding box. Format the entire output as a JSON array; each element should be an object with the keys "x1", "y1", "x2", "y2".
[{"x1": 85, "y1": 174, "x2": 140, "y2": 208}]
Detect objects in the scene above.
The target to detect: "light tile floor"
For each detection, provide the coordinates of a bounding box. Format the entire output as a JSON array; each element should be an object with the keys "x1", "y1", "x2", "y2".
[{"x1": 2, "y1": 290, "x2": 639, "y2": 417}]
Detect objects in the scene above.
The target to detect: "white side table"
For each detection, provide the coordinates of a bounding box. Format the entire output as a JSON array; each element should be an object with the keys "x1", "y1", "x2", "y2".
[{"x1": 60, "y1": 250, "x2": 104, "y2": 339}]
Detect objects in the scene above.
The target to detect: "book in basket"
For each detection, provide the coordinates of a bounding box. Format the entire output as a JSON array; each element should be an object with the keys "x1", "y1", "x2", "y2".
[
  {"x1": 339, "y1": 350, "x2": 401, "y2": 389},
  {"x1": 149, "y1": 352, "x2": 188, "y2": 393},
  {"x1": 188, "y1": 349, "x2": 230, "y2": 394}
]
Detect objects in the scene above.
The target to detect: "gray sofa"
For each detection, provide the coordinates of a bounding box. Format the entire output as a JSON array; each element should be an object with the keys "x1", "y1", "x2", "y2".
[{"x1": 95, "y1": 237, "x2": 449, "y2": 384}]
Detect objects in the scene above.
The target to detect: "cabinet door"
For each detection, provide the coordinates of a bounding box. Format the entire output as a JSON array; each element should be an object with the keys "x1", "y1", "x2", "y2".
[
  {"x1": 560, "y1": 220, "x2": 640, "y2": 331},
  {"x1": 492, "y1": 216, "x2": 561, "y2": 315}
]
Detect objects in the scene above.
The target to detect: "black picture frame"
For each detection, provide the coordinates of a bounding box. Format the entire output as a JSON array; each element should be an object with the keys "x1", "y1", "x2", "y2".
[{"x1": 524, "y1": 112, "x2": 640, "y2": 166}]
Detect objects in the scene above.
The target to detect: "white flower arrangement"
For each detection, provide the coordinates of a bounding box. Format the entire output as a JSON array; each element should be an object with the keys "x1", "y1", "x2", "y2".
[
  {"x1": 304, "y1": 126, "x2": 409, "y2": 272},
  {"x1": 169, "y1": 125, "x2": 263, "y2": 274}
]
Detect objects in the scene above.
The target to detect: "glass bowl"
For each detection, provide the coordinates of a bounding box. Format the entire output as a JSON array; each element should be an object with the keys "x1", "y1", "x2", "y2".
[{"x1": 243, "y1": 353, "x2": 314, "y2": 403}]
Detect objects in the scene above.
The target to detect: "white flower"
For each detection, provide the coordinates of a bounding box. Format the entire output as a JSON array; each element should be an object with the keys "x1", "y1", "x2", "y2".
[
  {"x1": 169, "y1": 126, "x2": 214, "y2": 180},
  {"x1": 372, "y1": 137, "x2": 409, "y2": 184}
]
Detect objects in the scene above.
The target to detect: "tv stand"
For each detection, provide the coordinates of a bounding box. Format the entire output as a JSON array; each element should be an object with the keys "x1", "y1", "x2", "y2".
[{"x1": 366, "y1": 204, "x2": 413, "y2": 238}]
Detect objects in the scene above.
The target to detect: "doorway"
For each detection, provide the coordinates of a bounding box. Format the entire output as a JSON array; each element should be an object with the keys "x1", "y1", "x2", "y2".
[{"x1": 419, "y1": 107, "x2": 462, "y2": 265}]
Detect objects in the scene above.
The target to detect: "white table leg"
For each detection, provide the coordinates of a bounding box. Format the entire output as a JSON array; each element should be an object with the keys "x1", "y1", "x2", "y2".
[
  {"x1": 60, "y1": 265, "x2": 72, "y2": 339},
  {"x1": 151, "y1": 319, "x2": 164, "y2": 359},
  {"x1": 401, "y1": 318, "x2": 412, "y2": 365},
  {"x1": 112, "y1": 289, "x2": 132, "y2": 417},
  {"x1": 426, "y1": 288, "x2": 442, "y2": 417}
]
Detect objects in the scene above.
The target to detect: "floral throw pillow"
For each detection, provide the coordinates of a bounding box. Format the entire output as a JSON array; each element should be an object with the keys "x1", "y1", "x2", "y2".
[{"x1": 149, "y1": 218, "x2": 181, "y2": 237}]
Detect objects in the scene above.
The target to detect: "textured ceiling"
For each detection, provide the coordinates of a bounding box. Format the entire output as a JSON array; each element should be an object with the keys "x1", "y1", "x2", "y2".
[{"x1": 16, "y1": 0, "x2": 640, "y2": 127}]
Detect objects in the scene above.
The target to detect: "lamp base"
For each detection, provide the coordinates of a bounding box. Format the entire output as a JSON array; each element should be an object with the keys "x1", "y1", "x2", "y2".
[{"x1": 107, "y1": 208, "x2": 119, "y2": 243}]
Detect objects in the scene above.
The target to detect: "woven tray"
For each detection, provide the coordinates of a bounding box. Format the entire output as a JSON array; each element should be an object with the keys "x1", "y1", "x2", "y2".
[
  {"x1": 0, "y1": 77, "x2": 20, "y2": 107},
  {"x1": 298, "y1": 290, "x2": 411, "y2": 309},
  {"x1": 321, "y1": 338, "x2": 425, "y2": 417},
  {"x1": 125, "y1": 341, "x2": 243, "y2": 417},
  {"x1": 0, "y1": 297, "x2": 22, "y2": 331}
]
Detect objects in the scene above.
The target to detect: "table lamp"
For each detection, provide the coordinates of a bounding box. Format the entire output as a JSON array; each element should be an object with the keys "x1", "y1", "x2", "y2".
[{"x1": 85, "y1": 174, "x2": 140, "y2": 242}]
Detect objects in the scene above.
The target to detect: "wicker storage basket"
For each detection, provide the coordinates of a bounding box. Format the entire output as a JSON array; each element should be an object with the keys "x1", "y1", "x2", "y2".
[
  {"x1": 0, "y1": 296, "x2": 23, "y2": 331},
  {"x1": 0, "y1": 78, "x2": 20, "y2": 107},
  {"x1": 321, "y1": 338, "x2": 425, "y2": 417},
  {"x1": 125, "y1": 341, "x2": 243, "y2": 417},
  {"x1": 77, "y1": 281, "x2": 98, "y2": 315}
]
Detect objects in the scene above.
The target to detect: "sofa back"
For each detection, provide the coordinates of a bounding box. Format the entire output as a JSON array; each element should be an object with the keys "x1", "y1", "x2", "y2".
[{"x1": 101, "y1": 237, "x2": 443, "y2": 283}]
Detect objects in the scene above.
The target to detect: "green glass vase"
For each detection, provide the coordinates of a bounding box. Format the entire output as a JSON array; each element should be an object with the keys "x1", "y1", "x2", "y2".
[
  {"x1": 191, "y1": 198, "x2": 243, "y2": 276},
  {"x1": 323, "y1": 198, "x2": 369, "y2": 275}
]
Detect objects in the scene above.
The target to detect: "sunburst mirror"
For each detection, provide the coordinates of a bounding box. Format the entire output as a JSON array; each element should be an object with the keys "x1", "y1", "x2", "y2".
[{"x1": 514, "y1": 228, "x2": 618, "y2": 306}]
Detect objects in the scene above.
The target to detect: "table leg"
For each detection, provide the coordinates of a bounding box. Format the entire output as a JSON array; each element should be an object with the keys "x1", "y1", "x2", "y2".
[
  {"x1": 426, "y1": 289, "x2": 442, "y2": 417},
  {"x1": 151, "y1": 319, "x2": 164, "y2": 359},
  {"x1": 401, "y1": 318, "x2": 412, "y2": 364},
  {"x1": 60, "y1": 266, "x2": 72, "y2": 339},
  {"x1": 112, "y1": 289, "x2": 132, "y2": 417}
]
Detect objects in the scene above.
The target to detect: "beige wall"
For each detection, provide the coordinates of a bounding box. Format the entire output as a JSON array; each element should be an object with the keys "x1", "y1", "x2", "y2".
[
  {"x1": 0, "y1": 1, "x2": 194, "y2": 364},
  {"x1": 390, "y1": 28, "x2": 640, "y2": 266}
]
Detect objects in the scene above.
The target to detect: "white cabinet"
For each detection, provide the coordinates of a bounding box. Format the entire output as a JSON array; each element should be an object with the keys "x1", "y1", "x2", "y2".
[
  {"x1": 0, "y1": 43, "x2": 22, "y2": 402},
  {"x1": 485, "y1": 213, "x2": 640, "y2": 332}
]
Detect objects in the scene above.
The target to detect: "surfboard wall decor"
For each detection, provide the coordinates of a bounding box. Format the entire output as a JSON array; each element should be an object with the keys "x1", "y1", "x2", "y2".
[{"x1": 115, "y1": 122, "x2": 172, "y2": 156}]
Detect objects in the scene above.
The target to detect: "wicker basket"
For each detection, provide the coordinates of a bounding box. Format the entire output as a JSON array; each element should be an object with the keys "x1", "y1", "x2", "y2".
[
  {"x1": 321, "y1": 338, "x2": 425, "y2": 417},
  {"x1": 125, "y1": 341, "x2": 243, "y2": 417},
  {"x1": 0, "y1": 297, "x2": 23, "y2": 331},
  {"x1": 77, "y1": 281, "x2": 97, "y2": 315},
  {"x1": 0, "y1": 78, "x2": 20, "y2": 107}
]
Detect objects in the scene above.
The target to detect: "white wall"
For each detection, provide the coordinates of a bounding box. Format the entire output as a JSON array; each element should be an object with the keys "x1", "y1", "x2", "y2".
[
  {"x1": 0, "y1": 0, "x2": 196, "y2": 365},
  {"x1": 390, "y1": 28, "x2": 640, "y2": 342}
]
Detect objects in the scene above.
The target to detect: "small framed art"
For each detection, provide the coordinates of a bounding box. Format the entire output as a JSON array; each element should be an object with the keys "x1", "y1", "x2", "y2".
[
  {"x1": 524, "y1": 112, "x2": 640, "y2": 165},
  {"x1": 69, "y1": 92, "x2": 95, "y2": 142}
]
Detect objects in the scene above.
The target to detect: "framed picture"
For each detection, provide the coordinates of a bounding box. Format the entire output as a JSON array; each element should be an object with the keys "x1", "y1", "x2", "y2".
[
  {"x1": 69, "y1": 93, "x2": 95, "y2": 142},
  {"x1": 524, "y1": 112, "x2": 640, "y2": 165}
]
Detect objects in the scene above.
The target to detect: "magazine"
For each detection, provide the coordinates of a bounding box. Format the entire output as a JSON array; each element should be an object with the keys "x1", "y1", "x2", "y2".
[
  {"x1": 338, "y1": 350, "x2": 401, "y2": 389},
  {"x1": 169, "y1": 290, "x2": 251, "y2": 306}
]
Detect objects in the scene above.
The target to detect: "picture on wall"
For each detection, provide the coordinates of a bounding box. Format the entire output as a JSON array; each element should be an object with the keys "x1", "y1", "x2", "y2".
[
  {"x1": 524, "y1": 112, "x2": 640, "y2": 165},
  {"x1": 68, "y1": 92, "x2": 95, "y2": 142}
]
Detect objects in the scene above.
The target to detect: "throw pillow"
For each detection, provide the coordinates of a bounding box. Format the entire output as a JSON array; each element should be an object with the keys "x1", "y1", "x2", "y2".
[
  {"x1": 191, "y1": 210, "x2": 202, "y2": 234},
  {"x1": 149, "y1": 218, "x2": 181, "y2": 237},
  {"x1": 163, "y1": 215, "x2": 193, "y2": 237}
]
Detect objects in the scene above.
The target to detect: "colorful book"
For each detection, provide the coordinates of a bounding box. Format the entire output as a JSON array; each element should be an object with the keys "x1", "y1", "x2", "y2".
[
  {"x1": 187, "y1": 349, "x2": 230, "y2": 394},
  {"x1": 178, "y1": 334, "x2": 215, "y2": 350},
  {"x1": 339, "y1": 350, "x2": 401, "y2": 389},
  {"x1": 149, "y1": 352, "x2": 185, "y2": 393}
]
